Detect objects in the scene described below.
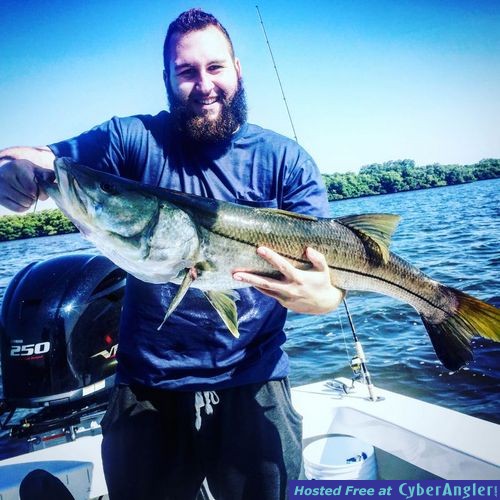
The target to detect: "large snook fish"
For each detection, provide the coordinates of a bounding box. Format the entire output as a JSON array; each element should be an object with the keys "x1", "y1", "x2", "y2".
[{"x1": 38, "y1": 158, "x2": 499, "y2": 371}]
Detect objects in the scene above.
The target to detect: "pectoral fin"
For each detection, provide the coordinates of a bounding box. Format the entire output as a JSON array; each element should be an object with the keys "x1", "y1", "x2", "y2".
[
  {"x1": 204, "y1": 291, "x2": 240, "y2": 338},
  {"x1": 157, "y1": 268, "x2": 196, "y2": 331}
]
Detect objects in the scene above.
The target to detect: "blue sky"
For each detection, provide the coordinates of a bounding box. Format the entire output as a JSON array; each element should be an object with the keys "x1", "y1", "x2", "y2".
[{"x1": 1, "y1": 0, "x2": 499, "y2": 178}]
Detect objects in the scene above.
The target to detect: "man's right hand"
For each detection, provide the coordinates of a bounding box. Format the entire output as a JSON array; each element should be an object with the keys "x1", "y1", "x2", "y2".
[{"x1": 0, "y1": 147, "x2": 56, "y2": 212}]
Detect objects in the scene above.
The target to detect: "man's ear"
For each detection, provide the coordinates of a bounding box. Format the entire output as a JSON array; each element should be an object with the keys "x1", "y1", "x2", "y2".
[
  {"x1": 235, "y1": 58, "x2": 242, "y2": 79},
  {"x1": 163, "y1": 69, "x2": 169, "y2": 88}
]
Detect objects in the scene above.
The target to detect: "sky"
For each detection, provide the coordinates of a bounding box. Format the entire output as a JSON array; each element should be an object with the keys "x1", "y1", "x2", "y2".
[{"x1": 1, "y1": 0, "x2": 499, "y2": 183}]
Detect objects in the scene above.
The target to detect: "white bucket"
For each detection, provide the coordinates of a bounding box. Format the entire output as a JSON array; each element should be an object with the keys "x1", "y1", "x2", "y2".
[{"x1": 303, "y1": 435, "x2": 378, "y2": 480}]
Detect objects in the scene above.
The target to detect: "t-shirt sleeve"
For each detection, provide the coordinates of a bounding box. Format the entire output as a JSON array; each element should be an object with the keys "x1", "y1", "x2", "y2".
[
  {"x1": 47, "y1": 117, "x2": 126, "y2": 176},
  {"x1": 281, "y1": 156, "x2": 331, "y2": 218}
]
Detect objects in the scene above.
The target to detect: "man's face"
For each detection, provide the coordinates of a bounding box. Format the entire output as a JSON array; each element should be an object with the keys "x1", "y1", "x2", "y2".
[{"x1": 164, "y1": 26, "x2": 244, "y2": 142}]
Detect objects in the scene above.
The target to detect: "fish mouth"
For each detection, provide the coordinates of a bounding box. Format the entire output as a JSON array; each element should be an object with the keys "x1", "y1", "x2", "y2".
[
  {"x1": 70, "y1": 176, "x2": 90, "y2": 212},
  {"x1": 56, "y1": 161, "x2": 97, "y2": 214},
  {"x1": 53, "y1": 162, "x2": 96, "y2": 236},
  {"x1": 57, "y1": 167, "x2": 85, "y2": 212}
]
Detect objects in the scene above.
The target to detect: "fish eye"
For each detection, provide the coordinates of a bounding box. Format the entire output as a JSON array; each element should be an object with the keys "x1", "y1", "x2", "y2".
[{"x1": 100, "y1": 182, "x2": 118, "y2": 195}]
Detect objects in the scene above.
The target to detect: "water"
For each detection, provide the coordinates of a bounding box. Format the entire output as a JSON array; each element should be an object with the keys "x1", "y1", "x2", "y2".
[
  {"x1": 286, "y1": 179, "x2": 500, "y2": 424},
  {"x1": 0, "y1": 180, "x2": 499, "y2": 423}
]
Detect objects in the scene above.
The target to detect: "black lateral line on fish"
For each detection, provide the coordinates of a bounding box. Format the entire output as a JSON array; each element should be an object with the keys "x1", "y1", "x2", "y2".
[
  {"x1": 209, "y1": 227, "x2": 451, "y2": 318},
  {"x1": 327, "y1": 265, "x2": 448, "y2": 314}
]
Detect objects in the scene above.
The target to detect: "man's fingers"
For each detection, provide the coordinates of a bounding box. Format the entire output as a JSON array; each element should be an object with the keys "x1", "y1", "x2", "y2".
[
  {"x1": 0, "y1": 160, "x2": 37, "y2": 201},
  {"x1": 306, "y1": 247, "x2": 329, "y2": 272},
  {"x1": 33, "y1": 167, "x2": 55, "y2": 200},
  {"x1": 14, "y1": 176, "x2": 38, "y2": 199},
  {"x1": 233, "y1": 271, "x2": 284, "y2": 291},
  {"x1": 34, "y1": 167, "x2": 55, "y2": 183},
  {"x1": 37, "y1": 190, "x2": 49, "y2": 201},
  {"x1": 0, "y1": 160, "x2": 55, "y2": 210},
  {"x1": 0, "y1": 194, "x2": 32, "y2": 212},
  {"x1": 1, "y1": 177, "x2": 38, "y2": 208},
  {"x1": 256, "y1": 247, "x2": 297, "y2": 279},
  {"x1": 257, "y1": 246, "x2": 329, "y2": 275},
  {"x1": 254, "y1": 287, "x2": 285, "y2": 301},
  {"x1": 11, "y1": 161, "x2": 40, "y2": 199}
]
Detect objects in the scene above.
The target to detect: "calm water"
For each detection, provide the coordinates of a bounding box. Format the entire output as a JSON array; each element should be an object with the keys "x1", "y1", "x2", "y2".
[{"x1": 0, "y1": 180, "x2": 499, "y2": 423}]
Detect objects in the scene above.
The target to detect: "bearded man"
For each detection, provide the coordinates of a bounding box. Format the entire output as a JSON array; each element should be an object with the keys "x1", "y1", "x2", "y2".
[{"x1": 0, "y1": 9, "x2": 343, "y2": 500}]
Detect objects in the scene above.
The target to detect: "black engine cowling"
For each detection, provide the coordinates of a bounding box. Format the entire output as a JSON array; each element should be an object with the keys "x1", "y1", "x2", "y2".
[{"x1": 0, "y1": 254, "x2": 125, "y2": 407}]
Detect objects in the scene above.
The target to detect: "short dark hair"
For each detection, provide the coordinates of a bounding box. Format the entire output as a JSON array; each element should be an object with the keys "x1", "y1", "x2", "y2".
[{"x1": 163, "y1": 9, "x2": 235, "y2": 71}]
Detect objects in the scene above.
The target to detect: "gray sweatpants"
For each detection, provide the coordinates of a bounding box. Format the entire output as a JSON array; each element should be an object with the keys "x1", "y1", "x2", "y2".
[{"x1": 101, "y1": 379, "x2": 303, "y2": 500}]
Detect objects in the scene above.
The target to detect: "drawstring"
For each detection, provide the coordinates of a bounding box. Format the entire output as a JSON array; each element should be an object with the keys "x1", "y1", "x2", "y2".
[{"x1": 194, "y1": 391, "x2": 220, "y2": 431}]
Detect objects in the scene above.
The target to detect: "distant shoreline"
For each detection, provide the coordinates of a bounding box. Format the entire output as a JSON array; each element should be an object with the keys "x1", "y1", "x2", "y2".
[
  {"x1": 328, "y1": 175, "x2": 497, "y2": 202},
  {"x1": 321, "y1": 158, "x2": 499, "y2": 201},
  {"x1": 1, "y1": 159, "x2": 498, "y2": 242}
]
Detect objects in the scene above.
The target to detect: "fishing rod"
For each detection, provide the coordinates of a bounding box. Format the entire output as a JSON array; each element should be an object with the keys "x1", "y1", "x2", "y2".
[
  {"x1": 255, "y1": 5, "x2": 299, "y2": 143},
  {"x1": 255, "y1": 5, "x2": 379, "y2": 401},
  {"x1": 342, "y1": 301, "x2": 378, "y2": 401}
]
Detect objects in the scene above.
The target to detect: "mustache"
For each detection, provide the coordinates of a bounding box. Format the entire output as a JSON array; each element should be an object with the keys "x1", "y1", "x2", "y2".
[
  {"x1": 166, "y1": 78, "x2": 243, "y2": 114},
  {"x1": 167, "y1": 79, "x2": 247, "y2": 144}
]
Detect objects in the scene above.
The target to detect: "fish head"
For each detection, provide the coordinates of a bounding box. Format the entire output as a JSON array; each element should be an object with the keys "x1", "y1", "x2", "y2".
[
  {"x1": 43, "y1": 158, "x2": 200, "y2": 284},
  {"x1": 52, "y1": 157, "x2": 159, "y2": 238}
]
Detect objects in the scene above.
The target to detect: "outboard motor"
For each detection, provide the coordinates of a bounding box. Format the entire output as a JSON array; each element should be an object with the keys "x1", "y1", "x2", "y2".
[{"x1": 0, "y1": 254, "x2": 126, "y2": 408}]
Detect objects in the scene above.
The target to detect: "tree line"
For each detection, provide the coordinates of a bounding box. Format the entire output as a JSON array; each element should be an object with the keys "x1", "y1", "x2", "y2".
[
  {"x1": 0, "y1": 209, "x2": 77, "y2": 241},
  {"x1": 323, "y1": 158, "x2": 499, "y2": 200},
  {"x1": 0, "y1": 159, "x2": 498, "y2": 241}
]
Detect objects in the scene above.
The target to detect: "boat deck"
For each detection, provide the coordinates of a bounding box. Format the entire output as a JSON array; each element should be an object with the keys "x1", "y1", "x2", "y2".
[
  {"x1": 292, "y1": 378, "x2": 500, "y2": 480},
  {"x1": 1, "y1": 378, "x2": 499, "y2": 499}
]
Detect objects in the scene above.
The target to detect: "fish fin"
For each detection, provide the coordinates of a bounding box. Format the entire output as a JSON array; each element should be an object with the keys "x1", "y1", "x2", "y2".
[
  {"x1": 204, "y1": 291, "x2": 240, "y2": 338},
  {"x1": 157, "y1": 269, "x2": 195, "y2": 331},
  {"x1": 337, "y1": 214, "x2": 401, "y2": 264},
  {"x1": 422, "y1": 288, "x2": 500, "y2": 370},
  {"x1": 257, "y1": 208, "x2": 318, "y2": 221}
]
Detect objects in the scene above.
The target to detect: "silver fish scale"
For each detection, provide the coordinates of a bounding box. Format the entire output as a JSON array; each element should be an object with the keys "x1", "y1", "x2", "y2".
[
  {"x1": 144, "y1": 203, "x2": 199, "y2": 273},
  {"x1": 198, "y1": 206, "x2": 454, "y2": 319}
]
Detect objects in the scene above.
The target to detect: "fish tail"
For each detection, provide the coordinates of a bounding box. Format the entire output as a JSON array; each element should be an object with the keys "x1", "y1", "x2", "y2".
[{"x1": 421, "y1": 288, "x2": 500, "y2": 371}]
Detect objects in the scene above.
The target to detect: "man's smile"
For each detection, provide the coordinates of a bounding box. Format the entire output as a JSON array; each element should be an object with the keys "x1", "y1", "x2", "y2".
[
  {"x1": 195, "y1": 97, "x2": 218, "y2": 105},
  {"x1": 190, "y1": 95, "x2": 222, "y2": 115}
]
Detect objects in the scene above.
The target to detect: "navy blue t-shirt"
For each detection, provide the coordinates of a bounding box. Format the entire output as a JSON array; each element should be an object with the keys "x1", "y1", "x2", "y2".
[{"x1": 49, "y1": 111, "x2": 331, "y2": 390}]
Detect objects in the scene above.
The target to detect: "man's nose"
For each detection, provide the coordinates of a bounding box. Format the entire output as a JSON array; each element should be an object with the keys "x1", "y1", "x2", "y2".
[{"x1": 195, "y1": 71, "x2": 215, "y2": 94}]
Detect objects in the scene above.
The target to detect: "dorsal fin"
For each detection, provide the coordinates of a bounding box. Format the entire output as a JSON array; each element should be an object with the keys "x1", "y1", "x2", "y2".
[{"x1": 337, "y1": 213, "x2": 401, "y2": 264}]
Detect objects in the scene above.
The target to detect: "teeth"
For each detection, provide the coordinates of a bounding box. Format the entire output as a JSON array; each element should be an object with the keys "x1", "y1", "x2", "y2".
[{"x1": 198, "y1": 98, "x2": 217, "y2": 105}]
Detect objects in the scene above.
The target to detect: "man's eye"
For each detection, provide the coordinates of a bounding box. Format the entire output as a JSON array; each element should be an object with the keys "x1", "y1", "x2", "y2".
[{"x1": 100, "y1": 182, "x2": 118, "y2": 195}]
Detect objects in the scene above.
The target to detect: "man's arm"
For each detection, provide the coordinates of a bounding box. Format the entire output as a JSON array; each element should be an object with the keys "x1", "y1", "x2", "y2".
[{"x1": 0, "y1": 146, "x2": 56, "y2": 212}]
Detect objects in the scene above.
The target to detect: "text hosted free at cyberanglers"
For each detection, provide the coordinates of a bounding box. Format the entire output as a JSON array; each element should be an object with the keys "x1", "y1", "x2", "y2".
[{"x1": 288, "y1": 480, "x2": 499, "y2": 499}]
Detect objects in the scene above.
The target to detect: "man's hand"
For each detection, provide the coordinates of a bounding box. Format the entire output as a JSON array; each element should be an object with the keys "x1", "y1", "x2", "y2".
[
  {"x1": 233, "y1": 246, "x2": 344, "y2": 314},
  {"x1": 0, "y1": 147, "x2": 56, "y2": 212}
]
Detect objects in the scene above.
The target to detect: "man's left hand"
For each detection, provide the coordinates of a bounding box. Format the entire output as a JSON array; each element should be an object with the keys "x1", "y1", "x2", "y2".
[{"x1": 233, "y1": 246, "x2": 344, "y2": 314}]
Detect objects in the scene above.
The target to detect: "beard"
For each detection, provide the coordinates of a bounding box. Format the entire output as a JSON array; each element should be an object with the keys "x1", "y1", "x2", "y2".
[{"x1": 167, "y1": 79, "x2": 247, "y2": 145}]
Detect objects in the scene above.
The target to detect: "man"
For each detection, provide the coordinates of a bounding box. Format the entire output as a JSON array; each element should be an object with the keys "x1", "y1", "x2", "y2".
[{"x1": 0, "y1": 9, "x2": 342, "y2": 500}]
